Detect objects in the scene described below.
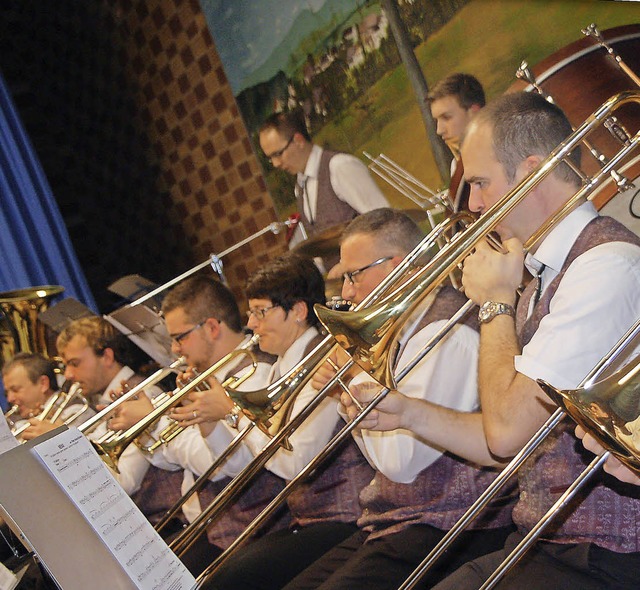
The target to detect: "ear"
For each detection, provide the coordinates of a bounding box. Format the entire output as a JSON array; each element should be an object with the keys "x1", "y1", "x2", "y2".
[
  {"x1": 515, "y1": 155, "x2": 543, "y2": 183},
  {"x1": 292, "y1": 300, "x2": 308, "y2": 323},
  {"x1": 101, "y1": 347, "x2": 116, "y2": 367},
  {"x1": 37, "y1": 374, "x2": 52, "y2": 394},
  {"x1": 468, "y1": 103, "x2": 482, "y2": 116},
  {"x1": 203, "y1": 317, "x2": 221, "y2": 340}
]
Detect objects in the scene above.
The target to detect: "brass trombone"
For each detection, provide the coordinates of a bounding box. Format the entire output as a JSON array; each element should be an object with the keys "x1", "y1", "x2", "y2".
[
  {"x1": 89, "y1": 336, "x2": 260, "y2": 472},
  {"x1": 169, "y1": 211, "x2": 470, "y2": 559},
  {"x1": 313, "y1": 90, "x2": 640, "y2": 392}
]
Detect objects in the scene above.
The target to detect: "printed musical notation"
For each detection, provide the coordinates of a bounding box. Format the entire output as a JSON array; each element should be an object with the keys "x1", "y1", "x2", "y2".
[{"x1": 32, "y1": 427, "x2": 195, "y2": 589}]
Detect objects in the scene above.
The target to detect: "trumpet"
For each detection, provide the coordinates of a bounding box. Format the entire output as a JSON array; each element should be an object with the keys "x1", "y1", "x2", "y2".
[
  {"x1": 90, "y1": 336, "x2": 259, "y2": 473},
  {"x1": 12, "y1": 382, "x2": 88, "y2": 440},
  {"x1": 4, "y1": 404, "x2": 20, "y2": 431}
]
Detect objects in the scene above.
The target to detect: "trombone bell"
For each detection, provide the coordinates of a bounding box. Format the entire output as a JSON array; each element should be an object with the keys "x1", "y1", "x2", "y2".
[{"x1": 538, "y1": 354, "x2": 640, "y2": 473}]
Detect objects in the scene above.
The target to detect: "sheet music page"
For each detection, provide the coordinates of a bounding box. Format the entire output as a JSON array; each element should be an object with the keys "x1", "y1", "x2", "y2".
[
  {"x1": 31, "y1": 428, "x2": 195, "y2": 590},
  {"x1": 0, "y1": 417, "x2": 19, "y2": 455}
]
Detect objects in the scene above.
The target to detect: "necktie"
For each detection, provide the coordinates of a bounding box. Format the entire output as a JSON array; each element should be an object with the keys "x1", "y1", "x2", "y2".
[{"x1": 449, "y1": 158, "x2": 469, "y2": 212}]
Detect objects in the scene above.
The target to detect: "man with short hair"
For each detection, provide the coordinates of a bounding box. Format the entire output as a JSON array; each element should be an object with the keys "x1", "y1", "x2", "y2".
[
  {"x1": 281, "y1": 208, "x2": 514, "y2": 590},
  {"x1": 3, "y1": 351, "x2": 92, "y2": 439},
  {"x1": 258, "y1": 110, "x2": 390, "y2": 269},
  {"x1": 432, "y1": 91, "x2": 640, "y2": 589},
  {"x1": 427, "y1": 72, "x2": 485, "y2": 212},
  {"x1": 106, "y1": 275, "x2": 286, "y2": 574}
]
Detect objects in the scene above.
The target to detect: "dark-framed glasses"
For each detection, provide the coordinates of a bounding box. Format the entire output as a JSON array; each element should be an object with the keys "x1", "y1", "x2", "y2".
[
  {"x1": 265, "y1": 135, "x2": 294, "y2": 161},
  {"x1": 343, "y1": 256, "x2": 393, "y2": 285},
  {"x1": 171, "y1": 320, "x2": 206, "y2": 344},
  {"x1": 246, "y1": 305, "x2": 280, "y2": 321}
]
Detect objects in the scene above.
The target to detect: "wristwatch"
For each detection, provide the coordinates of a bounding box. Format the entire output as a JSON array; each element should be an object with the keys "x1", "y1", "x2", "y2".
[
  {"x1": 478, "y1": 301, "x2": 516, "y2": 324},
  {"x1": 224, "y1": 405, "x2": 242, "y2": 429}
]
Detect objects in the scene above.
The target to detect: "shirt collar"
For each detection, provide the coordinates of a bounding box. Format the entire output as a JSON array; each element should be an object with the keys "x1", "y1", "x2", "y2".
[
  {"x1": 524, "y1": 201, "x2": 597, "y2": 275},
  {"x1": 299, "y1": 144, "x2": 323, "y2": 183}
]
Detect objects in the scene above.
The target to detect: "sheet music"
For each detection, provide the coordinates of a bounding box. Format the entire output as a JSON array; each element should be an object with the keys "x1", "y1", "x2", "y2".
[
  {"x1": 32, "y1": 428, "x2": 195, "y2": 590},
  {"x1": 0, "y1": 417, "x2": 19, "y2": 455}
]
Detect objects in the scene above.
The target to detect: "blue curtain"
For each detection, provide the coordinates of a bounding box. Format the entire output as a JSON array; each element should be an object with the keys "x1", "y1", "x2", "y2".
[{"x1": 0, "y1": 71, "x2": 97, "y2": 407}]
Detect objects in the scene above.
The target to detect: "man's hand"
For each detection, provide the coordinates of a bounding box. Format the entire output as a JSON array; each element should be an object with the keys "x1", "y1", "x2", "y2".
[
  {"x1": 108, "y1": 396, "x2": 154, "y2": 431},
  {"x1": 462, "y1": 238, "x2": 523, "y2": 306},
  {"x1": 20, "y1": 418, "x2": 61, "y2": 440},
  {"x1": 341, "y1": 381, "x2": 407, "y2": 432},
  {"x1": 575, "y1": 424, "x2": 640, "y2": 485}
]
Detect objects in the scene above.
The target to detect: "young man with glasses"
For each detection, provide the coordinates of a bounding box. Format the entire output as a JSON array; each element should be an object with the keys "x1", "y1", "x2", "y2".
[
  {"x1": 105, "y1": 275, "x2": 287, "y2": 575},
  {"x1": 281, "y1": 208, "x2": 515, "y2": 590},
  {"x1": 258, "y1": 110, "x2": 390, "y2": 254}
]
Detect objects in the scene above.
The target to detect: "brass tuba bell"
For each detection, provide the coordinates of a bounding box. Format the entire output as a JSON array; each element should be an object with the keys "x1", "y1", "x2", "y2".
[{"x1": 0, "y1": 285, "x2": 64, "y2": 365}]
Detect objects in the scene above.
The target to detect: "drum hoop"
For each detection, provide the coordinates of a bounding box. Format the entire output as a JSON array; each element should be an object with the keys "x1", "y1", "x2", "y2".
[{"x1": 520, "y1": 30, "x2": 640, "y2": 92}]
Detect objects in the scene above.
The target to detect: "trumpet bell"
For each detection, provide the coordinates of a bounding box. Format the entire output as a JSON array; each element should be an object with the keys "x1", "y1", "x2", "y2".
[{"x1": 538, "y1": 354, "x2": 640, "y2": 473}]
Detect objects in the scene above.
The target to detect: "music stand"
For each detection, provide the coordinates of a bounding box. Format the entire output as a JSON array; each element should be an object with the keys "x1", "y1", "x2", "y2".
[
  {"x1": 38, "y1": 298, "x2": 96, "y2": 334},
  {"x1": 106, "y1": 304, "x2": 174, "y2": 367},
  {"x1": 108, "y1": 275, "x2": 163, "y2": 312}
]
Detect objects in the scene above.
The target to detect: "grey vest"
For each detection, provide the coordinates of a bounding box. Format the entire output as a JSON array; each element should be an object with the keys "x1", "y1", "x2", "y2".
[
  {"x1": 297, "y1": 148, "x2": 359, "y2": 238},
  {"x1": 358, "y1": 287, "x2": 516, "y2": 539},
  {"x1": 514, "y1": 216, "x2": 640, "y2": 552}
]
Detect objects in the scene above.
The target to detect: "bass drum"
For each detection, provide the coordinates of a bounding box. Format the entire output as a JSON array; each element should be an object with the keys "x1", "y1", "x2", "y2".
[{"x1": 507, "y1": 24, "x2": 640, "y2": 211}]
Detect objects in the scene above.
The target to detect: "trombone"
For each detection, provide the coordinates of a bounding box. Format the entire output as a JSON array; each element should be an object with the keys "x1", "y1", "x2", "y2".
[
  {"x1": 89, "y1": 336, "x2": 260, "y2": 472},
  {"x1": 313, "y1": 90, "x2": 640, "y2": 392},
  {"x1": 168, "y1": 211, "x2": 471, "y2": 559}
]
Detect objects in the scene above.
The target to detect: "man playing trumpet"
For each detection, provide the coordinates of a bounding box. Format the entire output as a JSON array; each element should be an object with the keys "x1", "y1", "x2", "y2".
[{"x1": 2, "y1": 351, "x2": 91, "y2": 440}]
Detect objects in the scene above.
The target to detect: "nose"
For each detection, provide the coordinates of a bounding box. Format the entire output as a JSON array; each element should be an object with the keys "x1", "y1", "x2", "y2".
[
  {"x1": 436, "y1": 119, "x2": 445, "y2": 137},
  {"x1": 171, "y1": 340, "x2": 181, "y2": 355},
  {"x1": 467, "y1": 185, "x2": 483, "y2": 214},
  {"x1": 64, "y1": 366, "x2": 75, "y2": 382},
  {"x1": 247, "y1": 314, "x2": 258, "y2": 331},
  {"x1": 6, "y1": 390, "x2": 16, "y2": 403},
  {"x1": 341, "y1": 279, "x2": 356, "y2": 303},
  {"x1": 270, "y1": 156, "x2": 283, "y2": 169}
]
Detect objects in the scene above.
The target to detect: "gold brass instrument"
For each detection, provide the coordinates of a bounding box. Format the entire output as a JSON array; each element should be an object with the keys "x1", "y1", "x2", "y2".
[
  {"x1": 78, "y1": 356, "x2": 186, "y2": 437},
  {"x1": 12, "y1": 382, "x2": 87, "y2": 440},
  {"x1": 314, "y1": 90, "x2": 640, "y2": 393},
  {"x1": 90, "y1": 337, "x2": 259, "y2": 473},
  {"x1": 0, "y1": 285, "x2": 64, "y2": 365},
  {"x1": 4, "y1": 404, "x2": 20, "y2": 431}
]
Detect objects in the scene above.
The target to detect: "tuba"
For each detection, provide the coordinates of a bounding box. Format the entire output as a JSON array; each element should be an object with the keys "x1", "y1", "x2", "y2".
[{"x1": 0, "y1": 285, "x2": 64, "y2": 366}]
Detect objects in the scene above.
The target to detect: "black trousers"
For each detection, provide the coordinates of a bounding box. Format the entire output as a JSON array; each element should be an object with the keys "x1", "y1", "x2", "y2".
[
  {"x1": 431, "y1": 530, "x2": 640, "y2": 590},
  {"x1": 282, "y1": 523, "x2": 515, "y2": 590},
  {"x1": 200, "y1": 522, "x2": 359, "y2": 590}
]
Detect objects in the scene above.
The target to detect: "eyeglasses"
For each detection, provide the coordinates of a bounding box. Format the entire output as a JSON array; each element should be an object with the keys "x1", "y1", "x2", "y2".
[
  {"x1": 171, "y1": 320, "x2": 206, "y2": 344},
  {"x1": 265, "y1": 135, "x2": 294, "y2": 161},
  {"x1": 342, "y1": 256, "x2": 393, "y2": 285},
  {"x1": 246, "y1": 305, "x2": 280, "y2": 321}
]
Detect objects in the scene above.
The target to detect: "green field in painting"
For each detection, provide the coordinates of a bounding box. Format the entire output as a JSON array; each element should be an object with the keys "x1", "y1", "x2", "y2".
[{"x1": 312, "y1": 0, "x2": 638, "y2": 210}]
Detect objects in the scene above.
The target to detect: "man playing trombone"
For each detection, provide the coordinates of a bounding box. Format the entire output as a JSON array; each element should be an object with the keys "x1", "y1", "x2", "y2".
[
  {"x1": 103, "y1": 275, "x2": 287, "y2": 574},
  {"x1": 278, "y1": 208, "x2": 515, "y2": 590},
  {"x1": 430, "y1": 91, "x2": 640, "y2": 589}
]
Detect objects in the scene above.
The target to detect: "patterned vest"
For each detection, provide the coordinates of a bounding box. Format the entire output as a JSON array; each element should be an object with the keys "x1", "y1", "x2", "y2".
[
  {"x1": 286, "y1": 333, "x2": 375, "y2": 527},
  {"x1": 194, "y1": 343, "x2": 289, "y2": 549},
  {"x1": 358, "y1": 287, "x2": 516, "y2": 539},
  {"x1": 513, "y1": 216, "x2": 640, "y2": 552},
  {"x1": 297, "y1": 148, "x2": 359, "y2": 238}
]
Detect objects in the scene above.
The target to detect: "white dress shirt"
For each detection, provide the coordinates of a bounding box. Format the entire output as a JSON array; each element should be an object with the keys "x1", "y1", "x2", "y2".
[
  {"x1": 344, "y1": 308, "x2": 480, "y2": 484},
  {"x1": 516, "y1": 202, "x2": 640, "y2": 389}
]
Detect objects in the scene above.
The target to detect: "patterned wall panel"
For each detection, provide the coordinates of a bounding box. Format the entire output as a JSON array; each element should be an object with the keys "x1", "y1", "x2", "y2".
[{"x1": 0, "y1": 0, "x2": 288, "y2": 313}]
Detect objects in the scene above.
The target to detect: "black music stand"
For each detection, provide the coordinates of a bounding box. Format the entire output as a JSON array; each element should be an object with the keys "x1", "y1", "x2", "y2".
[{"x1": 106, "y1": 304, "x2": 174, "y2": 367}]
